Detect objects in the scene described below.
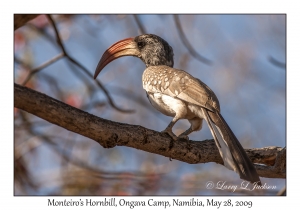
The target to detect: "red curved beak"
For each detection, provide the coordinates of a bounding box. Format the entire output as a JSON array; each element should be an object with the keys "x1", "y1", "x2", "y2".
[{"x1": 94, "y1": 37, "x2": 139, "y2": 79}]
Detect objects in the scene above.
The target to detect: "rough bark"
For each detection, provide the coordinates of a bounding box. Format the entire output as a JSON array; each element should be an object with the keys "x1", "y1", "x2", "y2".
[
  {"x1": 14, "y1": 83, "x2": 286, "y2": 179},
  {"x1": 14, "y1": 14, "x2": 40, "y2": 30}
]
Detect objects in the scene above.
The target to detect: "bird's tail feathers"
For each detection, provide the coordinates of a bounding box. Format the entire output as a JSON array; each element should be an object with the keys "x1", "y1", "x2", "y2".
[{"x1": 202, "y1": 108, "x2": 261, "y2": 184}]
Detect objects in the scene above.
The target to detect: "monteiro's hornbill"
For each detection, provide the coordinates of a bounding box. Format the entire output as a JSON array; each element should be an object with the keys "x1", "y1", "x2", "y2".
[{"x1": 94, "y1": 34, "x2": 261, "y2": 184}]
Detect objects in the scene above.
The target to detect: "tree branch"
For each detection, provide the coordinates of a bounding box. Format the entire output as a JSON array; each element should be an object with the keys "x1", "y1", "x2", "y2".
[
  {"x1": 173, "y1": 15, "x2": 212, "y2": 65},
  {"x1": 46, "y1": 14, "x2": 133, "y2": 113},
  {"x1": 14, "y1": 14, "x2": 40, "y2": 30},
  {"x1": 14, "y1": 83, "x2": 286, "y2": 179}
]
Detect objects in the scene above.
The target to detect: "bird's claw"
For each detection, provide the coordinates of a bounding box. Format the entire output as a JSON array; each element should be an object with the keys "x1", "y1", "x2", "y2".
[
  {"x1": 178, "y1": 134, "x2": 191, "y2": 150},
  {"x1": 178, "y1": 134, "x2": 189, "y2": 141},
  {"x1": 161, "y1": 130, "x2": 176, "y2": 155},
  {"x1": 161, "y1": 130, "x2": 178, "y2": 141}
]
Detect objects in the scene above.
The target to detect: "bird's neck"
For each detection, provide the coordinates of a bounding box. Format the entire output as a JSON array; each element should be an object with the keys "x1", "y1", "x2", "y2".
[{"x1": 143, "y1": 54, "x2": 174, "y2": 68}]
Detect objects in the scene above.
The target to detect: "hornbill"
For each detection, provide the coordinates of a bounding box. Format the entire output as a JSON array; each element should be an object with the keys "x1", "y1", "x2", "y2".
[{"x1": 94, "y1": 34, "x2": 261, "y2": 184}]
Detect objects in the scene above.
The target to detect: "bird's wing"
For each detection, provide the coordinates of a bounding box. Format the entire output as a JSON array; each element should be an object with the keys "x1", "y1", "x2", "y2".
[{"x1": 164, "y1": 67, "x2": 220, "y2": 112}]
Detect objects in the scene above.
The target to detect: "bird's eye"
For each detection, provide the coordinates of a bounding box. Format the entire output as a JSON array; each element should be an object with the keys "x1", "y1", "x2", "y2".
[{"x1": 137, "y1": 41, "x2": 144, "y2": 49}]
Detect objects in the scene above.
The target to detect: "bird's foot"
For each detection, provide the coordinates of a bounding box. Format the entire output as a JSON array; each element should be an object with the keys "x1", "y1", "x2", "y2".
[
  {"x1": 161, "y1": 129, "x2": 178, "y2": 141},
  {"x1": 161, "y1": 130, "x2": 176, "y2": 157},
  {"x1": 178, "y1": 134, "x2": 189, "y2": 141},
  {"x1": 178, "y1": 134, "x2": 191, "y2": 150}
]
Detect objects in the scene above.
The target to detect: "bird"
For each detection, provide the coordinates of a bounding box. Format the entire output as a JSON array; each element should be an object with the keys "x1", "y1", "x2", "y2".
[{"x1": 93, "y1": 34, "x2": 261, "y2": 184}]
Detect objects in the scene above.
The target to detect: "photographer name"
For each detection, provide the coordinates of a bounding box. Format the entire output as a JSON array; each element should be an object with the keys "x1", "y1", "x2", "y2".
[{"x1": 216, "y1": 181, "x2": 277, "y2": 192}]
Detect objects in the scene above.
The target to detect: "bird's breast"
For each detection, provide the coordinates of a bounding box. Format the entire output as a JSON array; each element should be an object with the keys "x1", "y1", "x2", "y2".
[
  {"x1": 146, "y1": 92, "x2": 204, "y2": 120},
  {"x1": 146, "y1": 92, "x2": 177, "y2": 117},
  {"x1": 142, "y1": 66, "x2": 174, "y2": 94}
]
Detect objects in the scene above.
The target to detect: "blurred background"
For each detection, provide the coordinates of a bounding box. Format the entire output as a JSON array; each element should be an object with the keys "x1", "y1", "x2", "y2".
[{"x1": 14, "y1": 14, "x2": 286, "y2": 195}]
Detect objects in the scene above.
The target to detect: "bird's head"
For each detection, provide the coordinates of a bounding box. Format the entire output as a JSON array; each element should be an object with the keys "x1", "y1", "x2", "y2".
[{"x1": 94, "y1": 34, "x2": 174, "y2": 79}]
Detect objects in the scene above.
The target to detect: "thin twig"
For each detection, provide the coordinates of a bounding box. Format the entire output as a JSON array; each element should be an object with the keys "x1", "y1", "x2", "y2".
[
  {"x1": 25, "y1": 23, "x2": 102, "y2": 108},
  {"x1": 173, "y1": 15, "x2": 212, "y2": 65},
  {"x1": 133, "y1": 15, "x2": 146, "y2": 34},
  {"x1": 46, "y1": 14, "x2": 134, "y2": 113},
  {"x1": 21, "y1": 53, "x2": 64, "y2": 86},
  {"x1": 46, "y1": 15, "x2": 67, "y2": 56},
  {"x1": 268, "y1": 56, "x2": 286, "y2": 70}
]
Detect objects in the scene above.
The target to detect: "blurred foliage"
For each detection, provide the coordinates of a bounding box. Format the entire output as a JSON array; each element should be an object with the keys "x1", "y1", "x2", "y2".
[{"x1": 14, "y1": 14, "x2": 286, "y2": 195}]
